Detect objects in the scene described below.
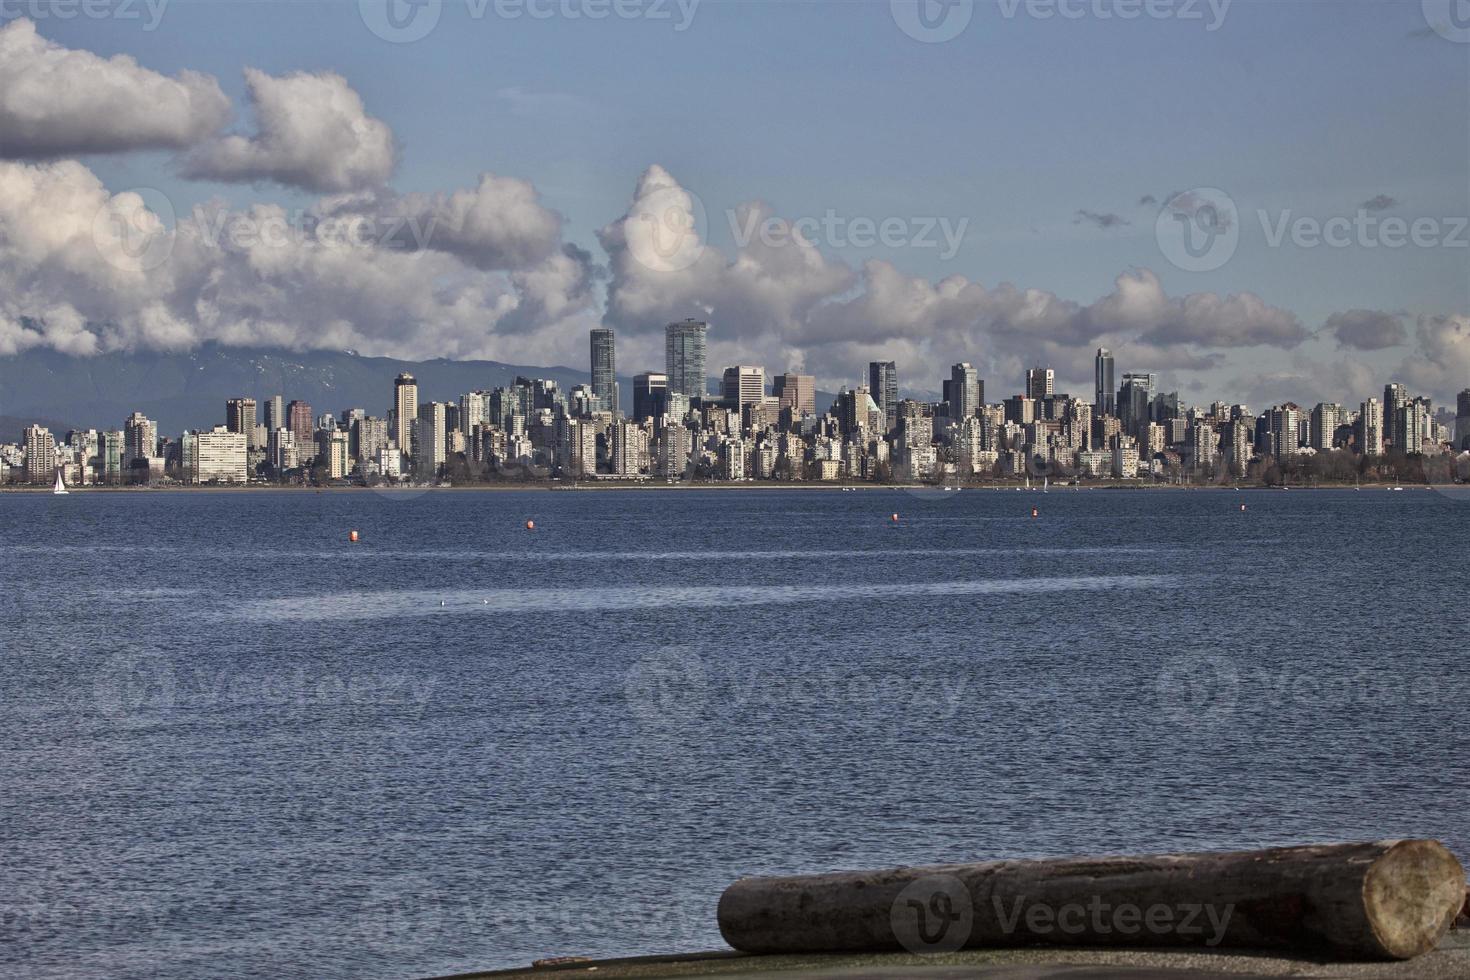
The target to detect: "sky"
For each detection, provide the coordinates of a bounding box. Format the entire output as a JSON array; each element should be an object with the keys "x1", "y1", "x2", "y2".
[{"x1": 0, "y1": 0, "x2": 1467, "y2": 409}]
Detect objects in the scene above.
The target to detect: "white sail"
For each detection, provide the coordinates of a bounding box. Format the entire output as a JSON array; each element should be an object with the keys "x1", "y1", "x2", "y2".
[{"x1": 53, "y1": 469, "x2": 69, "y2": 494}]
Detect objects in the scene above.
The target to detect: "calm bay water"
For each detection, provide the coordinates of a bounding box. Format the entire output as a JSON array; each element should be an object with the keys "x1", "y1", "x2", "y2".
[{"x1": 2, "y1": 487, "x2": 1467, "y2": 979}]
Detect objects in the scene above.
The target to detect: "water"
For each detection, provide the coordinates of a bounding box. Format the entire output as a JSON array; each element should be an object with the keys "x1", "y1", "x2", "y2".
[{"x1": 2, "y1": 487, "x2": 1467, "y2": 979}]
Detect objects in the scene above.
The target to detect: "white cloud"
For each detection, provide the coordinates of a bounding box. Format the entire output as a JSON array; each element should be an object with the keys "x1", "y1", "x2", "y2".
[
  {"x1": 182, "y1": 69, "x2": 396, "y2": 193},
  {"x1": 0, "y1": 18, "x2": 230, "y2": 160}
]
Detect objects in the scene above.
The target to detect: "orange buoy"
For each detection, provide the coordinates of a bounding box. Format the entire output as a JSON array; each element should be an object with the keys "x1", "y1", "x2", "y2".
[
  {"x1": 525, "y1": 520, "x2": 536, "y2": 531},
  {"x1": 1031, "y1": 508, "x2": 1039, "y2": 518},
  {"x1": 349, "y1": 529, "x2": 359, "y2": 542},
  {"x1": 890, "y1": 513, "x2": 899, "y2": 522}
]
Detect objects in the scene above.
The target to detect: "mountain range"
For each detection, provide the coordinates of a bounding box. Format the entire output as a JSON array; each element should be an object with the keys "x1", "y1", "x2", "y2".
[{"x1": 0, "y1": 346, "x2": 837, "y2": 436}]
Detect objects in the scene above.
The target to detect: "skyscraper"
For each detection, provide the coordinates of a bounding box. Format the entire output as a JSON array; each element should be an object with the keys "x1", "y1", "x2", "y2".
[
  {"x1": 1025, "y1": 367, "x2": 1055, "y2": 400},
  {"x1": 633, "y1": 372, "x2": 668, "y2": 423},
  {"x1": 1118, "y1": 373, "x2": 1156, "y2": 439},
  {"x1": 1094, "y1": 348, "x2": 1115, "y2": 416},
  {"x1": 1457, "y1": 389, "x2": 1470, "y2": 450},
  {"x1": 124, "y1": 411, "x2": 156, "y2": 464},
  {"x1": 1361, "y1": 397, "x2": 1384, "y2": 456},
  {"x1": 868, "y1": 361, "x2": 897, "y2": 434},
  {"x1": 1383, "y1": 382, "x2": 1407, "y2": 449},
  {"x1": 288, "y1": 400, "x2": 314, "y2": 461},
  {"x1": 948, "y1": 363, "x2": 981, "y2": 419},
  {"x1": 665, "y1": 318, "x2": 708, "y2": 398},
  {"x1": 773, "y1": 373, "x2": 815, "y2": 417},
  {"x1": 264, "y1": 395, "x2": 284, "y2": 433},
  {"x1": 722, "y1": 365, "x2": 766, "y2": 409},
  {"x1": 226, "y1": 397, "x2": 256, "y2": 436},
  {"x1": 394, "y1": 373, "x2": 418, "y2": 453},
  {"x1": 590, "y1": 327, "x2": 618, "y2": 416}
]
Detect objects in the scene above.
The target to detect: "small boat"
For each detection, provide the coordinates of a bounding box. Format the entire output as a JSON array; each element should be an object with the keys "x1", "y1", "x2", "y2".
[{"x1": 52, "y1": 470, "x2": 68, "y2": 495}]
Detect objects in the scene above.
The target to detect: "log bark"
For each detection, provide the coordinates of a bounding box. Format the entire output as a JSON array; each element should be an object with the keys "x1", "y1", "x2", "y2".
[{"x1": 718, "y1": 840, "x2": 1464, "y2": 961}]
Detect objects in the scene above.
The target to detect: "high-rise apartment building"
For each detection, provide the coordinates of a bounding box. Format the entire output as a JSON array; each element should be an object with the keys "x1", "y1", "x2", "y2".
[
  {"x1": 287, "y1": 401, "x2": 314, "y2": 461},
  {"x1": 590, "y1": 327, "x2": 618, "y2": 416},
  {"x1": 182, "y1": 426, "x2": 248, "y2": 483},
  {"x1": 124, "y1": 412, "x2": 156, "y2": 464},
  {"x1": 867, "y1": 361, "x2": 897, "y2": 434},
  {"x1": 23, "y1": 424, "x2": 56, "y2": 483},
  {"x1": 1310, "y1": 403, "x2": 1342, "y2": 451},
  {"x1": 263, "y1": 395, "x2": 284, "y2": 433},
  {"x1": 665, "y1": 318, "x2": 708, "y2": 398},
  {"x1": 394, "y1": 373, "x2": 418, "y2": 453},
  {"x1": 1361, "y1": 397, "x2": 1384, "y2": 456},
  {"x1": 1457, "y1": 389, "x2": 1470, "y2": 450},
  {"x1": 1094, "y1": 348, "x2": 1115, "y2": 417}
]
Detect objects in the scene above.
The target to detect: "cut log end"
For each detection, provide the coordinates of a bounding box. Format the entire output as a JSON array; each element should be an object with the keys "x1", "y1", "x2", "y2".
[{"x1": 1362, "y1": 839, "x2": 1467, "y2": 959}]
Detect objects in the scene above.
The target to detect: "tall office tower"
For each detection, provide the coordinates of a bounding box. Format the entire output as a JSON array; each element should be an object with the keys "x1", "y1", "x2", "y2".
[
  {"x1": 868, "y1": 361, "x2": 898, "y2": 433},
  {"x1": 393, "y1": 373, "x2": 418, "y2": 452},
  {"x1": 1025, "y1": 367, "x2": 1055, "y2": 400},
  {"x1": 124, "y1": 411, "x2": 157, "y2": 463},
  {"x1": 665, "y1": 318, "x2": 708, "y2": 398},
  {"x1": 1117, "y1": 373, "x2": 1156, "y2": 438},
  {"x1": 1383, "y1": 382, "x2": 1407, "y2": 449},
  {"x1": 1361, "y1": 397, "x2": 1384, "y2": 456},
  {"x1": 1094, "y1": 348, "x2": 1115, "y2": 416},
  {"x1": 1457, "y1": 389, "x2": 1470, "y2": 450},
  {"x1": 590, "y1": 327, "x2": 619, "y2": 415},
  {"x1": 773, "y1": 373, "x2": 816, "y2": 417},
  {"x1": 632, "y1": 372, "x2": 668, "y2": 423},
  {"x1": 287, "y1": 400, "x2": 314, "y2": 461},
  {"x1": 263, "y1": 395, "x2": 284, "y2": 433},
  {"x1": 226, "y1": 398, "x2": 257, "y2": 435},
  {"x1": 1309, "y1": 403, "x2": 1342, "y2": 450},
  {"x1": 948, "y1": 362, "x2": 981, "y2": 419},
  {"x1": 722, "y1": 365, "x2": 766, "y2": 409}
]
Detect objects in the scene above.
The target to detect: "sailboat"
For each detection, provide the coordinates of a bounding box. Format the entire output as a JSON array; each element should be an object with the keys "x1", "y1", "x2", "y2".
[
  {"x1": 1043, "y1": 475, "x2": 1049, "y2": 493},
  {"x1": 52, "y1": 469, "x2": 69, "y2": 495}
]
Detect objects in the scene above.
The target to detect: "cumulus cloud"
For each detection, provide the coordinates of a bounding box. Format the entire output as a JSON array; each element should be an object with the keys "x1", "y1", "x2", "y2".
[
  {"x1": 598, "y1": 167, "x2": 1306, "y2": 392},
  {"x1": 0, "y1": 159, "x2": 594, "y2": 361},
  {"x1": 1074, "y1": 209, "x2": 1129, "y2": 229},
  {"x1": 1326, "y1": 309, "x2": 1407, "y2": 350},
  {"x1": 1396, "y1": 314, "x2": 1470, "y2": 402},
  {"x1": 182, "y1": 69, "x2": 395, "y2": 192},
  {"x1": 0, "y1": 18, "x2": 230, "y2": 160}
]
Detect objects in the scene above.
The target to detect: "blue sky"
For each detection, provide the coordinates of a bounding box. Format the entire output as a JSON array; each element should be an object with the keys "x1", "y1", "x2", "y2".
[{"x1": 7, "y1": 0, "x2": 1470, "y2": 404}]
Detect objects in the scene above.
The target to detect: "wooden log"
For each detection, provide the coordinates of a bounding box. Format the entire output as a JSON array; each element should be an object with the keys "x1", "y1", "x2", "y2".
[{"x1": 718, "y1": 840, "x2": 1464, "y2": 961}]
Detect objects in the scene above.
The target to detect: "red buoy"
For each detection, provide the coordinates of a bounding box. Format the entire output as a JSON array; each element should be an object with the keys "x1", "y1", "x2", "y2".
[
  {"x1": 525, "y1": 520, "x2": 536, "y2": 531},
  {"x1": 349, "y1": 530, "x2": 359, "y2": 542},
  {"x1": 890, "y1": 513, "x2": 899, "y2": 522},
  {"x1": 1031, "y1": 508, "x2": 1039, "y2": 518}
]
